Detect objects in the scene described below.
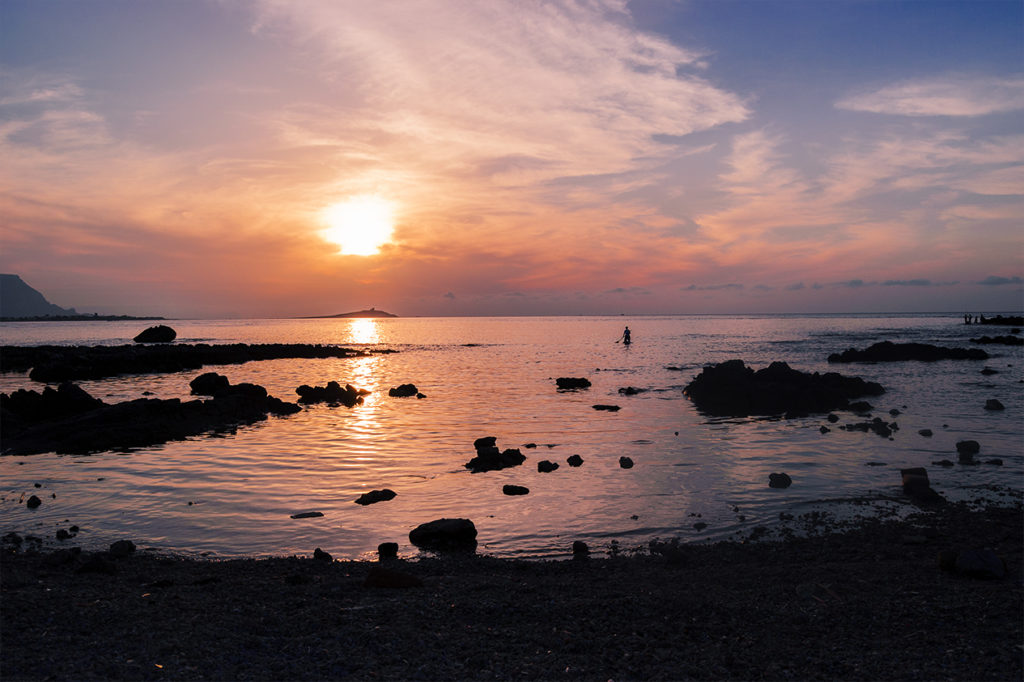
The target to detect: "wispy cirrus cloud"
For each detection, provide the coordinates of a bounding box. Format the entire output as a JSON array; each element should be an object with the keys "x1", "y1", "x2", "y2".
[{"x1": 836, "y1": 75, "x2": 1024, "y2": 117}]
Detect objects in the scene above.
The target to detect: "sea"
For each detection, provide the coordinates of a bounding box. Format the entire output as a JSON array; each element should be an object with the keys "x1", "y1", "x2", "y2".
[{"x1": 1, "y1": 314, "x2": 1021, "y2": 560}]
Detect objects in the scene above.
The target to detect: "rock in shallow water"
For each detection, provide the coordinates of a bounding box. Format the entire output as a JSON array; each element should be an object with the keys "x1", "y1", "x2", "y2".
[
  {"x1": 133, "y1": 325, "x2": 176, "y2": 343},
  {"x1": 768, "y1": 473, "x2": 792, "y2": 489},
  {"x1": 409, "y1": 518, "x2": 477, "y2": 552},
  {"x1": 355, "y1": 489, "x2": 397, "y2": 505}
]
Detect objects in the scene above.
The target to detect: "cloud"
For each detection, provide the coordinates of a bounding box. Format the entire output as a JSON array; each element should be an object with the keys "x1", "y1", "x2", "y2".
[
  {"x1": 683, "y1": 283, "x2": 743, "y2": 291},
  {"x1": 785, "y1": 282, "x2": 805, "y2": 291},
  {"x1": 836, "y1": 75, "x2": 1024, "y2": 117},
  {"x1": 443, "y1": 291, "x2": 456, "y2": 299},
  {"x1": 977, "y1": 275, "x2": 1023, "y2": 286}
]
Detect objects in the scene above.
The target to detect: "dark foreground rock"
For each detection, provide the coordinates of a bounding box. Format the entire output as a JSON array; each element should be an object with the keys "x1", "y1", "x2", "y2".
[
  {"x1": 556, "y1": 377, "x2": 591, "y2": 390},
  {"x1": 2, "y1": 502, "x2": 1019, "y2": 681},
  {"x1": 2, "y1": 343, "x2": 385, "y2": 383},
  {"x1": 683, "y1": 360, "x2": 884, "y2": 417},
  {"x1": 1, "y1": 379, "x2": 300, "y2": 456},
  {"x1": 828, "y1": 341, "x2": 988, "y2": 363},
  {"x1": 409, "y1": 518, "x2": 477, "y2": 552}
]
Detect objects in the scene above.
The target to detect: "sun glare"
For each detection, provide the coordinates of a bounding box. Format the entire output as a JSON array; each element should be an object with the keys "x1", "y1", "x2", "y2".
[{"x1": 320, "y1": 196, "x2": 396, "y2": 256}]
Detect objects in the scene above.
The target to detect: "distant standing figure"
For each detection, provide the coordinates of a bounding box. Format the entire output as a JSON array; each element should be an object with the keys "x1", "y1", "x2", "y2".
[{"x1": 622, "y1": 326, "x2": 631, "y2": 345}]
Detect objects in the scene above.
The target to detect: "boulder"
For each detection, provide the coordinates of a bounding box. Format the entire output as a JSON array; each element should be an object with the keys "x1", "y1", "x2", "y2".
[
  {"x1": 409, "y1": 518, "x2": 477, "y2": 551},
  {"x1": 556, "y1": 377, "x2": 591, "y2": 390},
  {"x1": 109, "y1": 539, "x2": 136, "y2": 558},
  {"x1": 537, "y1": 460, "x2": 559, "y2": 473},
  {"x1": 567, "y1": 454, "x2": 584, "y2": 467},
  {"x1": 355, "y1": 489, "x2": 397, "y2": 505},
  {"x1": 465, "y1": 440, "x2": 526, "y2": 473},
  {"x1": 296, "y1": 381, "x2": 369, "y2": 407},
  {"x1": 572, "y1": 541, "x2": 590, "y2": 558},
  {"x1": 377, "y1": 542, "x2": 399, "y2": 560},
  {"x1": 956, "y1": 440, "x2": 980, "y2": 464},
  {"x1": 827, "y1": 341, "x2": 988, "y2": 363},
  {"x1": 388, "y1": 383, "x2": 419, "y2": 398},
  {"x1": 901, "y1": 467, "x2": 943, "y2": 504},
  {"x1": 619, "y1": 456, "x2": 634, "y2": 469},
  {"x1": 190, "y1": 372, "x2": 231, "y2": 396},
  {"x1": 683, "y1": 360, "x2": 884, "y2": 417},
  {"x1": 768, "y1": 473, "x2": 792, "y2": 489},
  {"x1": 313, "y1": 547, "x2": 333, "y2": 561},
  {"x1": 984, "y1": 399, "x2": 1005, "y2": 411},
  {"x1": 25, "y1": 495, "x2": 41, "y2": 509},
  {"x1": 502, "y1": 484, "x2": 530, "y2": 496},
  {"x1": 133, "y1": 325, "x2": 177, "y2": 343}
]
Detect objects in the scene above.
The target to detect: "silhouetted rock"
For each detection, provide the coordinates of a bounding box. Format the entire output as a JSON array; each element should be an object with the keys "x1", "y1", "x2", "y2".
[
  {"x1": 537, "y1": 460, "x2": 559, "y2": 473},
  {"x1": 567, "y1": 454, "x2": 584, "y2": 467},
  {"x1": 918, "y1": 429, "x2": 933, "y2": 437},
  {"x1": 465, "y1": 438, "x2": 525, "y2": 473},
  {"x1": 296, "y1": 381, "x2": 369, "y2": 406},
  {"x1": 290, "y1": 511, "x2": 324, "y2": 519},
  {"x1": 503, "y1": 484, "x2": 530, "y2": 496},
  {"x1": 819, "y1": 426, "x2": 830, "y2": 433},
  {"x1": 956, "y1": 440, "x2": 980, "y2": 464},
  {"x1": 364, "y1": 565, "x2": 423, "y2": 588},
  {"x1": 984, "y1": 399, "x2": 1005, "y2": 411},
  {"x1": 409, "y1": 518, "x2": 477, "y2": 551},
  {"x1": 2, "y1": 379, "x2": 300, "y2": 456},
  {"x1": 828, "y1": 341, "x2": 988, "y2": 363},
  {"x1": 848, "y1": 401, "x2": 873, "y2": 413},
  {"x1": 25, "y1": 495, "x2": 41, "y2": 509},
  {"x1": 618, "y1": 387, "x2": 646, "y2": 395},
  {"x1": 313, "y1": 547, "x2": 333, "y2": 561},
  {"x1": 190, "y1": 372, "x2": 231, "y2": 395},
  {"x1": 355, "y1": 489, "x2": 397, "y2": 505},
  {"x1": 768, "y1": 473, "x2": 792, "y2": 489},
  {"x1": 985, "y1": 458, "x2": 1004, "y2": 466},
  {"x1": 827, "y1": 413, "x2": 839, "y2": 423},
  {"x1": 109, "y1": 540, "x2": 136, "y2": 558},
  {"x1": 619, "y1": 456, "x2": 634, "y2": 469},
  {"x1": 388, "y1": 383, "x2": 419, "y2": 397},
  {"x1": 377, "y1": 542, "x2": 399, "y2": 560},
  {"x1": 556, "y1": 377, "x2": 591, "y2": 390},
  {"x1": 683, "y1": 360, "x2": 884, "y2": 417},
  {"x1": 133, "y1": 325, "x2": 176, "y2": 343},
  {"x1": 980, "y1": 367, "x2": 999, "y2": 375},
  {"x1": 3, "y1": 343, "x2": 378, "y2": 383},
  {"x1": 572, "y1": 540, "x2": 590, "y2": 558},
  {"x1": 840, "y1": 418, "x2": 896, "y2": 438},
  {"x1": 901, "y1": 467, "x2": 943, "y2": 504},
  {"x1": 592, "y1": 404, "x2": 621, "y2": 411}
]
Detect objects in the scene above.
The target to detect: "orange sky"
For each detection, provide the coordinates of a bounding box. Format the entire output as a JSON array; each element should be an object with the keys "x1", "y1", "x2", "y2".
[{"x1": 1, "y1": 1, "x2": 1021, "y2": 316}]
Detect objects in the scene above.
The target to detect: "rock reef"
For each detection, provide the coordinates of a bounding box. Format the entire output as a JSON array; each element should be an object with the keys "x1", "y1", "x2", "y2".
[
  {"x1": 683, "y1": 360, "x2": 885, "y2": 417},
  {"x1": 827, "y1": 341, "x2": 988, "y2": 363}
]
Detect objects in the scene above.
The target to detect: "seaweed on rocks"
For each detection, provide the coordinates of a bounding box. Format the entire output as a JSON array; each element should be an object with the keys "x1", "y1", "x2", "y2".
[{"x1": 683, "y1": 360, "x2": 884, "y2": 417}]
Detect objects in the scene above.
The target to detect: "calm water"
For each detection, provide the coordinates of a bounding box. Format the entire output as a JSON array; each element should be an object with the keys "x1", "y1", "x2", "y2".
[{"x1": 1, "y1": 315, "x2": 1021, "y2": 559}]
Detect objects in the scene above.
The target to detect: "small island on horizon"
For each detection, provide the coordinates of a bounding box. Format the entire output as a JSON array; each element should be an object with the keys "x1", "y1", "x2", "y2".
[{"x1": 301, "y1": 307, "x2": 397, "y2": 319}]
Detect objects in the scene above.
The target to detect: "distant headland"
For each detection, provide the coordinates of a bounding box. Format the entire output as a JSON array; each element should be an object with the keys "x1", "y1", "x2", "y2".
[
  {"x1": 0, "y1": 273, "x2": 163, "y2": 321},
  {"x1": 302, "y1": 307, "x2": 397, "y2": 319}
]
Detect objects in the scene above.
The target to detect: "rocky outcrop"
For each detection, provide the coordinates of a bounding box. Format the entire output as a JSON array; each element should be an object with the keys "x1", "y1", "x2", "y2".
[
  {"x1": 388, "y1": 383, "x2": 419, "y2": 397},
  {"x1": 828, "y1": 341, "x2": 988, "y2": 363},
  {"x1": 464, "y1": 437, "x2": 525, "y2": 473},
  {"x1": 3, "y1": 343, "x2": 381, "y2": 383},
  {"x1": 409, "y1": 518, "x2": 477, "y2": 551},
  {"x1": 1, "y1": 379, "x2": 300, "y2": 456},
  {"x1": 683, "y1": 360, "x2": 884, "y2": 417},
  {"x1": 296, "y1": 381, "x2": 369, "y2": 407},
  {"x1": 133, "y1": 325, "x2": 177, "y2": 343}
]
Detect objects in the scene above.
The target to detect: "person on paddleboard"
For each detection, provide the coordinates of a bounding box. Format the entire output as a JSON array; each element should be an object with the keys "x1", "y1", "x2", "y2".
[{"x1": 621, "y1": 326, "x2": 631, "y2": 345}]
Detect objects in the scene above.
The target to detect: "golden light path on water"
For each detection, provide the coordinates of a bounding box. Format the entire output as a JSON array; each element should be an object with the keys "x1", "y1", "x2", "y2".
[{"x1": 0, "y1": 315, "x2": 1021, "y2": 560}]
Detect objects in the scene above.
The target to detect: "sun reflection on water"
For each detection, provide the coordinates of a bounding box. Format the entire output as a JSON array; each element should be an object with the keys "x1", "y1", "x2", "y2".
[{"x1": 346, "y1": 317, "x2": 380, "y2": 345}]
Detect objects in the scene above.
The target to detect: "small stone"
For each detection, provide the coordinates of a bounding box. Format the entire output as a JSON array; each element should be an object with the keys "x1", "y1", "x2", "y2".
[
  {"x1": 889, "y1": 408, "x2": 901, "y2": 416},
  {"x1": 378, "y1": 542, "x2": 399, "y2": 560},
  {"x1": 592, "y1": 404, "x2": 621, "y2": 411},
  {"x1": 984, "y1": 399, "x2": 1005, "y2": 411},
  {"x1": 290, "y1": 511, "x2": 324, "y2": 519},
  {"x1": 918, "y1": 429, "x2": 933, "y2": 437},
  {"x1": 619, "y1": 456, "x2": 634, "y2": 469},
  {"x1": 537, "y1": 460, "x2": 559, "y2": 473},
  {"x1": 827, "y1": 413, "x2": 839, "y2": 423},
  {"x1": 25, "y1": 495, "x2": 41, "y2": 509},
  {"x1": 572, "y1": 541, "x2": 589, "y2": 558},
  {"x1": 984, "y1": 458, "x2": 1004, "y2": 466},
  {"x1": 768, "y1": 473, "x2": 792, "y2": 489},
  {"x1": 56, "y1": 529, "x2": 72, "y2": 541},
  {"x1": 567, "y1": 454, "x2": 584, "y2": 467},
  {"x1": 313, "y1": 547, "x2": 333, "y2": 561},
  {"x1": 355, "y1": 489, "x2": 397, "y2": 506},
  {"x1": 819, "y1": 426, "x2": 830, "y2": 433},
  {"x1": 502, "y1": 484, "x2": 530, "y2": 496},
  {"x1": 693, "y1": 522, "x2": 707, "y2": 531}
]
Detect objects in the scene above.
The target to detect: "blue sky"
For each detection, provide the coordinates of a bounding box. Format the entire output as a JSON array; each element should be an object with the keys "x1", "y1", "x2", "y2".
[{"x1": 1, "y1": 0, "x2": 1021, "y2": 316}]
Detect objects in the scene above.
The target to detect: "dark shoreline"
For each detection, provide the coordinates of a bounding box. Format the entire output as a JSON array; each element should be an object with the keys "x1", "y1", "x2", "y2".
[{"x1": 3, "y1": 501, "x2": 1020, "y2": 681}]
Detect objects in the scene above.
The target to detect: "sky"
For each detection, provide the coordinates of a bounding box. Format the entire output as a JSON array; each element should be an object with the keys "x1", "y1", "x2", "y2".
[{"x1": 1, "y1": 0, "x2": 1022, "y2": 318}]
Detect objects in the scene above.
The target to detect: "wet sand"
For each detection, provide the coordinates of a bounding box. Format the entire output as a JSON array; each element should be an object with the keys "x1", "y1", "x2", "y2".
[{"x1": 2, "y1": 500, "x2": 1021, "y2": 681}]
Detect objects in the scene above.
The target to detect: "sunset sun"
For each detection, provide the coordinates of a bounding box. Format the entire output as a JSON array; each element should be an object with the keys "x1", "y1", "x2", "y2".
[{"x1": 320, "y1": 196, "x2": 396, "y2": 256}]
